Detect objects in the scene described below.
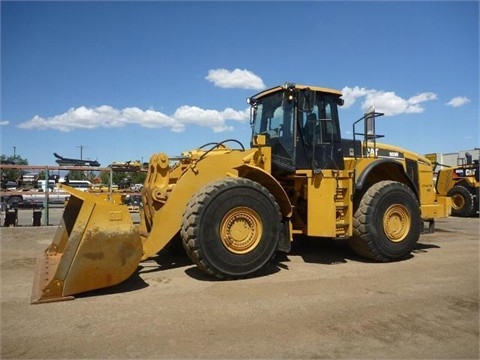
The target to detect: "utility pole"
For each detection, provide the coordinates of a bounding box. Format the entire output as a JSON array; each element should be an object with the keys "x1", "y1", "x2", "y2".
[
  {"x1": 13, "y1": 146, "x2": 16, "y2": 157},
  {"x1": 77, "y1": 145, "x2": 86, "y2": 160}
]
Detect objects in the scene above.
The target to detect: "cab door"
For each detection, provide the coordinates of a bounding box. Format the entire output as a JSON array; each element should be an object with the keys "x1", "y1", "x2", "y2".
[{"x1": 296, "y1": 94, "x2": 344, "y2": 171}]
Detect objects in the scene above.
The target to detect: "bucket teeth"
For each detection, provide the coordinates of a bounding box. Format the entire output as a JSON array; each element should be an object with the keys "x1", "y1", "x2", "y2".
[{"x1": 31, "y1": 252, "x2": 74, "y2": 304}]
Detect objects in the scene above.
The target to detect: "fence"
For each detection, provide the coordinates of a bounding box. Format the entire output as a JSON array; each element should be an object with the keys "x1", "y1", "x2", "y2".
[{"x1": 1, "y1": 164, "x2": 113, "y2": 226}]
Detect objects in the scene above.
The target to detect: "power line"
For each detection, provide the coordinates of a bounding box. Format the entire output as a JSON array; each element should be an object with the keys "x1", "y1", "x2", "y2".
[{"x1": 76, "y1": 145, "x2": 86, "y2": 160}]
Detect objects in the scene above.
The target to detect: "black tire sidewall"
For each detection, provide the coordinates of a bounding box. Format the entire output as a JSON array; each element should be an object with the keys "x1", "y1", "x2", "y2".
[
  {"x1": 365, "y1": 182, "x2": 421, "y2": 260},
  {"x1": 447, "y1": 185, "x2": 474, "y2": 217},
  {"x1": 196, "y1": 180, "x2": 281, "y2": 277},
  {"x1": 8, "y1": 196, "x2": 21, "y2": 208}
]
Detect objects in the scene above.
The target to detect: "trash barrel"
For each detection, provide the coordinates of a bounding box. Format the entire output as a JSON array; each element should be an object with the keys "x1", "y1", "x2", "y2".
[
  {"x1": 33, "y1": 209, "x2": 42, "y2": 226},
  {"x1": 4, "y1": 208, "x2": 18, "y2": 227}
]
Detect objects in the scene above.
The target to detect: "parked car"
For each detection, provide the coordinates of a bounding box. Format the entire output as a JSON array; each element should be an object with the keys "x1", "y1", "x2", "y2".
[{"x1": 1, "y1": 188, "x2": 69, "y2": 207}]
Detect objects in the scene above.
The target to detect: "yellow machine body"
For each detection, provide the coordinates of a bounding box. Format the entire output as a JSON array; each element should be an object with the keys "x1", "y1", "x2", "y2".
[
  {"x1": 31, "y1": 83, "x2": 451, "y2": 303},
  {"x1": 435, "y1": 163, "x2": 479, "y2": 217},
  {"x1": 138, "y1": 146, "x2": 292, "y2": 260}
]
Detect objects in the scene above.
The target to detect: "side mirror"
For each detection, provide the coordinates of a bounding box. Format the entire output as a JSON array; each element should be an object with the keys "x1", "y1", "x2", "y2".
[{"x1": 252, "y1": 134, "x2": 267, "y2": 147}]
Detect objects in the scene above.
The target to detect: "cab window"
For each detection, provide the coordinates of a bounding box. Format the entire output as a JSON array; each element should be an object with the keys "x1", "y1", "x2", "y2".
[{"x1": 303, "y1": 96, "x2": 340, "y2": 144}]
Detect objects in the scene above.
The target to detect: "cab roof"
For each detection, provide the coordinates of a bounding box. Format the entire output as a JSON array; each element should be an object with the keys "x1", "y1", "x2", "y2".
[{"x1": 250, "y1": 83, "x2": 343, "y2": 100}]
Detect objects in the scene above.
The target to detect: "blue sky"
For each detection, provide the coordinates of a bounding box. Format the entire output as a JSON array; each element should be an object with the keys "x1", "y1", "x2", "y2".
[{"x1": 1, "y1": 1, "x2": 478, "y2": 167}]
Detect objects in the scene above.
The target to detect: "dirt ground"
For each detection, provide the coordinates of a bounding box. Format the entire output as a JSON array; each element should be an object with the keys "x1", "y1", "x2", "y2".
[{"x1": 1, "y1": 212, "x2": 479, "y2": 359}]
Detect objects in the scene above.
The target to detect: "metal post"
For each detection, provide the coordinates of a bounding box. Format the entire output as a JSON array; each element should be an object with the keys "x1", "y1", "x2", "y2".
[
  {"x1": 109, "y1": 168, "x2": 113, "y2": 202},
  {"x1": 44, "y1": 167, "x2": 49, "y2": 226}
]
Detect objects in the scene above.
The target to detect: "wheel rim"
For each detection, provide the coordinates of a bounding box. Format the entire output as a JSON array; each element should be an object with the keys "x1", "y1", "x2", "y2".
[
  {"x1": 383, "y1": 204, "x2": 410, "y2": 243},
  {"x1": 220, "y1": 207, "x2": 262, "y2": 254},
  {"x1": 451, "y1": 194, "x2": 465, "y2": 211}
]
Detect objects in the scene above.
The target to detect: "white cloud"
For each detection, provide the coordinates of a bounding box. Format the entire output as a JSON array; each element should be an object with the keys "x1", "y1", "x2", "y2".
[
  {"x1": 206, "y1": 68, "x2": 266, "y2": 90},
  {"x1": 0, "y1": 120, "x2": 9, "y2": 126},
  {"x1": 446, "y1": 96, "x2": 470, "y2": 107},
  {"x1": 173, "y1": 106, "x2": 248, "y2": 133},
  {"x1": 341, "y1": 86, "x2": 370, "y2": 108},
  {"x1": 17, "y1": 105, "x2": 249, "y2": 133},
  {"x1": 342, "y1": 86, "x2": 437, "y2": 116}
]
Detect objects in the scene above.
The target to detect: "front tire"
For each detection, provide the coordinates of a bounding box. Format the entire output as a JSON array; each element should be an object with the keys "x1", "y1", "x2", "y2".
[
  {"x1": 447, "y1": 185, "x2": 475, "y2": 217},
  {"x1": 349, "y1": 181, "x2": 422, "y2": 262},
  {"x1": 181, "y1": 178, "x2": 282, "y2": 279}
]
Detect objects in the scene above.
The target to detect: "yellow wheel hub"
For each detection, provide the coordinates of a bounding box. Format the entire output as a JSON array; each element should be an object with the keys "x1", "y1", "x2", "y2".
[
  {"x1": 383, "y1": 204, "x2": 410, "y2": 243},
  {"x1": 451, "y1": 194, "x2": 465, "y2": 211},
  {"x1": 220, "y1": 207, "x2": 262, "y2": 254}
]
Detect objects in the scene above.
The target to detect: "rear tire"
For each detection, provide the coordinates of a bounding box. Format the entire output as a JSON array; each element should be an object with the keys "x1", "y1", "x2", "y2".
[
  {"x1": 181, "y1": 178, "x2": 281, "y2": 279},
  {"x1": 447, "y1": 185, "x2": 475, "y2": 217},
  {"x1": 7, "y1": 196, "x2": 22, "y2": 208},
  {"x1": 349, "y1": 181, "x2": 422, "y2": 262}
]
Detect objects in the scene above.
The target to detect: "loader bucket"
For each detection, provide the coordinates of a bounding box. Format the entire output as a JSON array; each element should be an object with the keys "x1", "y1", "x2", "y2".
[{"x1": 31, "y1": 186, "x2": 143, "y2": 304}]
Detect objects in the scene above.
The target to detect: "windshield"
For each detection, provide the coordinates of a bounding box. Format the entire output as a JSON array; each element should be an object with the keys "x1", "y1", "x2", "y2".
[{"x1": 251, "y1": 91, "x2": 295, "y2": 156}]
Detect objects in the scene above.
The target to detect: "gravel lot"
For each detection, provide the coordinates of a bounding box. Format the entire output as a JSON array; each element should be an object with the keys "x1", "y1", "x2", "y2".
[{"x1": 1, "y1": 211, "x2": 479, "y2": 359}]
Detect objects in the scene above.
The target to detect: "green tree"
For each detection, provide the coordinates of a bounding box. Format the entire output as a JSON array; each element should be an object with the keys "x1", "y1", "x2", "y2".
[
  {"x1": 130, "y1": 171, "x2": 146, "y2": 185},
  {"x1": 0, "y1": 154, "x2": 29, "y2": 182},
  {"x1": 99, "y1": 170, "x2": 146, "y2": 189},
  {"x1": 67, "y1": 169, "x2": 99, "y2": 181}
]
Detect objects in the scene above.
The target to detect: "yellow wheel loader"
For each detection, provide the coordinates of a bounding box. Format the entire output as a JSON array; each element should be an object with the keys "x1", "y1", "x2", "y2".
[
  {"x1": 435, "y1": 157, "x2": 479, "y2": 217},
  {"x1": 31, "y1": 83, "x2": 451, "y2": 304}
]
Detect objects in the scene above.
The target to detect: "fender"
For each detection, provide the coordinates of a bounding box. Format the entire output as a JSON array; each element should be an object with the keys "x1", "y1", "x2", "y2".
[
  {"x1": 236, "y1": 164, "x2": 293, "y2": 218},
  {"x1": 355, "y1": 158, "x2": 418, "y2": 197}
]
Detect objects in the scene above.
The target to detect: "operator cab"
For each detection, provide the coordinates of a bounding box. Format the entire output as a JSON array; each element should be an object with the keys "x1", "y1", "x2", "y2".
[{"x1": 248, "y1": 83, "x2": 345, "y2": 176}]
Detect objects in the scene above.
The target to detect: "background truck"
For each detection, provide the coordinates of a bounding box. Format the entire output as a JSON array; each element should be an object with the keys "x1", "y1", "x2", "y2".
[
  {"x1": 31, "y1": 83, "x2": 451, "y2": 304},
  {"x1": 1, "y1": 180, "x2": 70, "y2": 208},
  {"x1": 435, "y1": 156, "x2": 479, "y2": 217}
]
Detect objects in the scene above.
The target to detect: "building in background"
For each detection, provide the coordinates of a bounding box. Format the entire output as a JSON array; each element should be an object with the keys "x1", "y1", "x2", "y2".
[{"x1": 425, "y1": 148, "x2": 480, "y2": 172}]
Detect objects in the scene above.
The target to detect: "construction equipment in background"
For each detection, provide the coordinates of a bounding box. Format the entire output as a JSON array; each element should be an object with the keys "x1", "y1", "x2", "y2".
[
  {"x1": 31, "y1": 83, "x2": 451, "y2": 304},
  {"x1": 108, "y1": 160, "x2": 144, "y2": 172},
  {"x1": 54, "y1": 153, "x2": 100, "y2": 167},
  {"x1": 435, "y1": 152, "x2": 479, "y2": 217},
  {"x1": 85, "y1": 185, "x2": 142, "y2": 213}
]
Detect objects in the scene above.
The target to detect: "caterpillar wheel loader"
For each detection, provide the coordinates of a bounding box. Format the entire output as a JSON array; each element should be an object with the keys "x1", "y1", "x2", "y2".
[
  {"x1": 31, "y1": 83, "x2": 451, "y2": 304},
  {"x1": 435, "y1": 156, "x2": 479, "y2": 217}
]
